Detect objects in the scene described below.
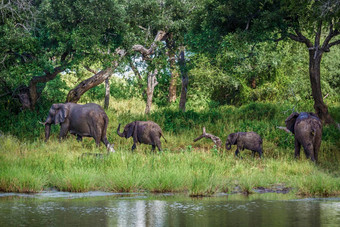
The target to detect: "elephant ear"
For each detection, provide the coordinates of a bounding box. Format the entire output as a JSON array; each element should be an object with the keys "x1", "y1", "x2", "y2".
[
  {"x1": 285, "y1": 112, "x2": 299, "y2": 134},
  {"x1": 308, "y1": 112, "x2": 319, "y2": 119},
  {"x1": 127, "y1": 121, "x2": 136, "y2": 138},
  {"x1": 230, "y1": 133, "x2": 239, "y2": 145},
  {"x1": 55, "y1": 104, "x2": 69, "y2": 124}
]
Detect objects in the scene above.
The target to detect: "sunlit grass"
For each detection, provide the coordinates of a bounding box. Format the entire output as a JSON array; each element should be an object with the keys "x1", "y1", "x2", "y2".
[
  {"x1": 0, "y1": 98, "x2": 339, "y2": 196},
  {"x1": 1, "y1": 135, "x2": 339, "y2": 196}
]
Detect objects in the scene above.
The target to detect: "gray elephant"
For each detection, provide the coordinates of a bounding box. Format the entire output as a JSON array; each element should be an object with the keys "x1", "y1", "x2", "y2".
[
  {"x1": 117, "y1": 121, "x2": 166, "y2": 151},
  {"x1": 42, "y1": 103, "x2": 114, "y2": 152},
  {"x1": 285, "y1": 112, "x2": 322, "y2": 162},
  {"x1": 225, "y1": 132, "x2": 263, "y2": 158}
]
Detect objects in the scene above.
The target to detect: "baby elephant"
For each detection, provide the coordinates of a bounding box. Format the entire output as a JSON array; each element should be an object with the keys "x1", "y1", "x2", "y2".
[
  {"x1": 225, "y1": 132, "x2": 263, "y2": 158},
  {"x1": 117, "y1": 121, "x2": 167, "y2": 151}
]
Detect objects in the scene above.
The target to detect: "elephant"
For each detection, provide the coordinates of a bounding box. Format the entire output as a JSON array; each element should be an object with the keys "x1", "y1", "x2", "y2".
[
  {"x1": 285, "y1": 112, "x2": 322, "y2": 162},
  {"x1": 225, "y1": 132, "x2": 263, "y2": 158},
  {"x1": 42, "y1": 103, "x2": 114, "y2": 152},
  {"x1": 117, "y1": 121, "x2": 166, "y2": 151}
]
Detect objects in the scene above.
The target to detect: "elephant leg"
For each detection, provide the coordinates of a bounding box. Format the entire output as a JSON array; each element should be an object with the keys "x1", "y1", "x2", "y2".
[
  {"x1": 235, "y1": 148, "x2": 240, "y2": 157},
  {"x1": 101, "y1": 135, "x2": 109, "y2": 147},
  {"x1": 303, "y1": 143, "x2": 314, "y2": 162},
  {"x1": 59, "y1": 124, "x2": 69, "y2": 141},
  {"x1": 94, "y1": 135, "x2": 101, "y2": 147},
  {"x1": 155, "y1": 140, "x2": 162, "y2": 152},
  {"x1": 313, "y1": 136, "x2": 322, "y2": 163},
  {"x1": 151, "y1": 145, "x2": 156, "y2": 151},
  {"x1": 294, "y1": 139, "x2": 301, "y2": 159},
  {"x1": 76, "y1": 135, "x2": 83, "y2": 142},
  {"x1": 258, "y1": 148, "x2": 263, "y2": 159},
  {"x1": 131, "y1": 143, "x2": 136, "y2": 151}
]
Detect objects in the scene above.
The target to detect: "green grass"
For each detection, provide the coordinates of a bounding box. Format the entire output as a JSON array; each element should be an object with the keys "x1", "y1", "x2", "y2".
[{"x1": 0, "y1": 98, "x2": 340, "y2": 196}]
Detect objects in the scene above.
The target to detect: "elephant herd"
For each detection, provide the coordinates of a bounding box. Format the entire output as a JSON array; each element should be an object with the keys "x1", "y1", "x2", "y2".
[{"x1": 42, "y1": 102, "x2": 323, "y2": 162}]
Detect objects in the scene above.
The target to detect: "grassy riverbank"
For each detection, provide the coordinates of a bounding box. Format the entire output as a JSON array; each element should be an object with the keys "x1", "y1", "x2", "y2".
[{"x1": 1, "y1": 99, "x2": 340, "y2": 196}]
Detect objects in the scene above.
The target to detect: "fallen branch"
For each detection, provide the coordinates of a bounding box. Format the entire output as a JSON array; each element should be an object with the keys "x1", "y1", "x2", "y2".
[{"x1": 193, "y1": 127, "x2": 222, "y2": 148}]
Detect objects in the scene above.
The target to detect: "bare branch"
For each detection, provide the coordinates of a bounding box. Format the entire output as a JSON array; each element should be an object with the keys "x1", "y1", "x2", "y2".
[
  {"x1": 322, "y1": 21, "x2": 340, "y2": 51},
  {"x1": 288, "y1": 29, "x2": 313, "y2": 48},
  {"x1": 66, "y1": 48, "x2": 126, "y2": 103},
  {"x1": 193, "y1": 127, "x2": 222, "y2": 148},
  {"x1": 138, "y1": 25, "x2": 147, "y2": 30},
  {"x1": 323, "y1": 93, "x2": 329, "y2": 99},
  {"x1": 132, "y1": 30, "x2": 167, "y2": 58},
  {"x1": 327, "y1": 38, "x2": 340, "y2": 49}
]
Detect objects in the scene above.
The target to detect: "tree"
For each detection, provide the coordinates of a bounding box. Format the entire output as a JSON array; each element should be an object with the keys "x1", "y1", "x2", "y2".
[
  {"x1": 125, "y1": 0, "x2": 194, "y2": 107},
  {"x1": 0, "y1": 0, "x2": 127, "y2": 110},
  {"x1": 178, "y1": 48, "x2": 188, "y2": 111},
  {"x1": 279, "y1": 0, "x2": 340, "y2": 124},
  {"x1": 66, "y1": 49, "x2": 126, "y2": 103},
  {"x1": 190, "y1": 0, "x2": 340, "y2": 124},
  {"x1": 132, "y1": 30, "x2": 167, "y2": 114}
]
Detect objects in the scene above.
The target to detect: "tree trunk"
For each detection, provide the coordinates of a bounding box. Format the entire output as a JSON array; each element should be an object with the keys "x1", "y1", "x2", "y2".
[
  {"x1": 104, "y1": 77, "x2": 110, "y2": 109},
  {"x1": 179, "y1": 50, "x2": 188, "y2": 112},
  {"x1": 145, "y1": 69, "x2": 158, "y2": 114},
  {"x1": 167, "y1": 34, "x2": 178, "y2": 103},
  {"x1": 27, "y1": 66, "x2": 65, "y2": 109},
  {"x1": 132, "y1": 30, "x2": 166, "y2": 114},
  {"x1": 66, "y1": 68, "x2": 114, "y2": 103},
  {"x1": 66, "y1": 49, "x2": 125, "y2": 103},
  {"x1": 309, "y1": 50, "x2": 334, "y2": 124}
]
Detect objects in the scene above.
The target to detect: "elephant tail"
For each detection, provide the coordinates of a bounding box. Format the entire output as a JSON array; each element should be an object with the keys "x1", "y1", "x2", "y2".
[{"x1": 161, "y1": 133, "x2": 167, "y2": 143}]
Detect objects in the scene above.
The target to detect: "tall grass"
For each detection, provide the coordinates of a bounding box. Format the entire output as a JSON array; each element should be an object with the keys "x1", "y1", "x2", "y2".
[{"x1": 0, "y1": 98, "x2": 339, "y2": 196}]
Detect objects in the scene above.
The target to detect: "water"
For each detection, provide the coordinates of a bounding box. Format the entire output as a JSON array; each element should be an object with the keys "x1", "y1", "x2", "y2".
[{"x1": 0, "y1": 192, "x2": 340, "y2": 226}]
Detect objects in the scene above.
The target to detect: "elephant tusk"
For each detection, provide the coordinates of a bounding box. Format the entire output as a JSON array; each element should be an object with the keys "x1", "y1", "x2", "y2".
[{"x1": 39, "y1": 121, "x2": 46, "y2": 125}]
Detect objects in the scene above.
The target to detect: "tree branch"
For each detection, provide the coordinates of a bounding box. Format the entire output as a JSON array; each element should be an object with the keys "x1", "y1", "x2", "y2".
[
  {"x1": 132, "y1": 30, "x2": 167, "y2": 59},
  {"x1": 288, "y1": 29, "x2": 313, "y2": 48},
  {"x1": 327, "y1": 38, "x2": 340, "y2": 49},
  {"x1": 315, "y1": 21, "x2": 322, "y2": 47},
  {"x1": 66, "y1": 49, "x2": 126, "y2": 103},
  {"x1": 322, "y1": 22, "x2": 340, "y2": 51},
  {"x1": 193, "y1": 127, "x2": 222, "y2": 148}
]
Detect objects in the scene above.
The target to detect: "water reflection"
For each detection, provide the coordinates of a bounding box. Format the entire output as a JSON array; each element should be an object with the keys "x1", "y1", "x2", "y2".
[{"x1": 0, "y1": 193, "x2": 339, "y2": 226}]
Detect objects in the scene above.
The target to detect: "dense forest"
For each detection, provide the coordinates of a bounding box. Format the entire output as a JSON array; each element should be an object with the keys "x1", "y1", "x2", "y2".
[{"x1": 0, "y1": 0, "x2": 339, "y2": 195}]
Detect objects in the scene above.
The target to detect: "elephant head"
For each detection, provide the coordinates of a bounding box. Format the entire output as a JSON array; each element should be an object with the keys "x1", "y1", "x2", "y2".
[
  {"x1": 44, "y1": 104, "x2": 70, "y2": 141},
  {"x1": 117, "y1": 121, "x2": 136, "y2": 139},
  {"x1": 225, "y1": 133, "x2": 238, "y2": 150}
]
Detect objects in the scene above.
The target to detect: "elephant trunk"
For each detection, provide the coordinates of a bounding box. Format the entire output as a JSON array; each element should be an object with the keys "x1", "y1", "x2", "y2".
[
  {"x1": 45, "y1": 123, "x2": 51, "y2": 142},
  {"x1": 117, "y1": 124, "x2": 124, "y2": 137},
  {"x1": 226, "y1": 142, "x2": 231, "y2": 150}
]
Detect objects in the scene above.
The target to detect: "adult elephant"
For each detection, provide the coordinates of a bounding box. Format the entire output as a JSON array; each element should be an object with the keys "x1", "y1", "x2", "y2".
[
  {"x1": 43, "y1": 103, "x2": 114, "y2": 152},
  {"x1": 285, "y1": 112, "x2": 322, "y2": 162}
]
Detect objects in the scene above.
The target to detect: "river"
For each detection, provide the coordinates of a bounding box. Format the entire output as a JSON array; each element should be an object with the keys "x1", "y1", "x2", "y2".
[{"x1": 0, "y1": 191, "x2": 339, "y2": 226}]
